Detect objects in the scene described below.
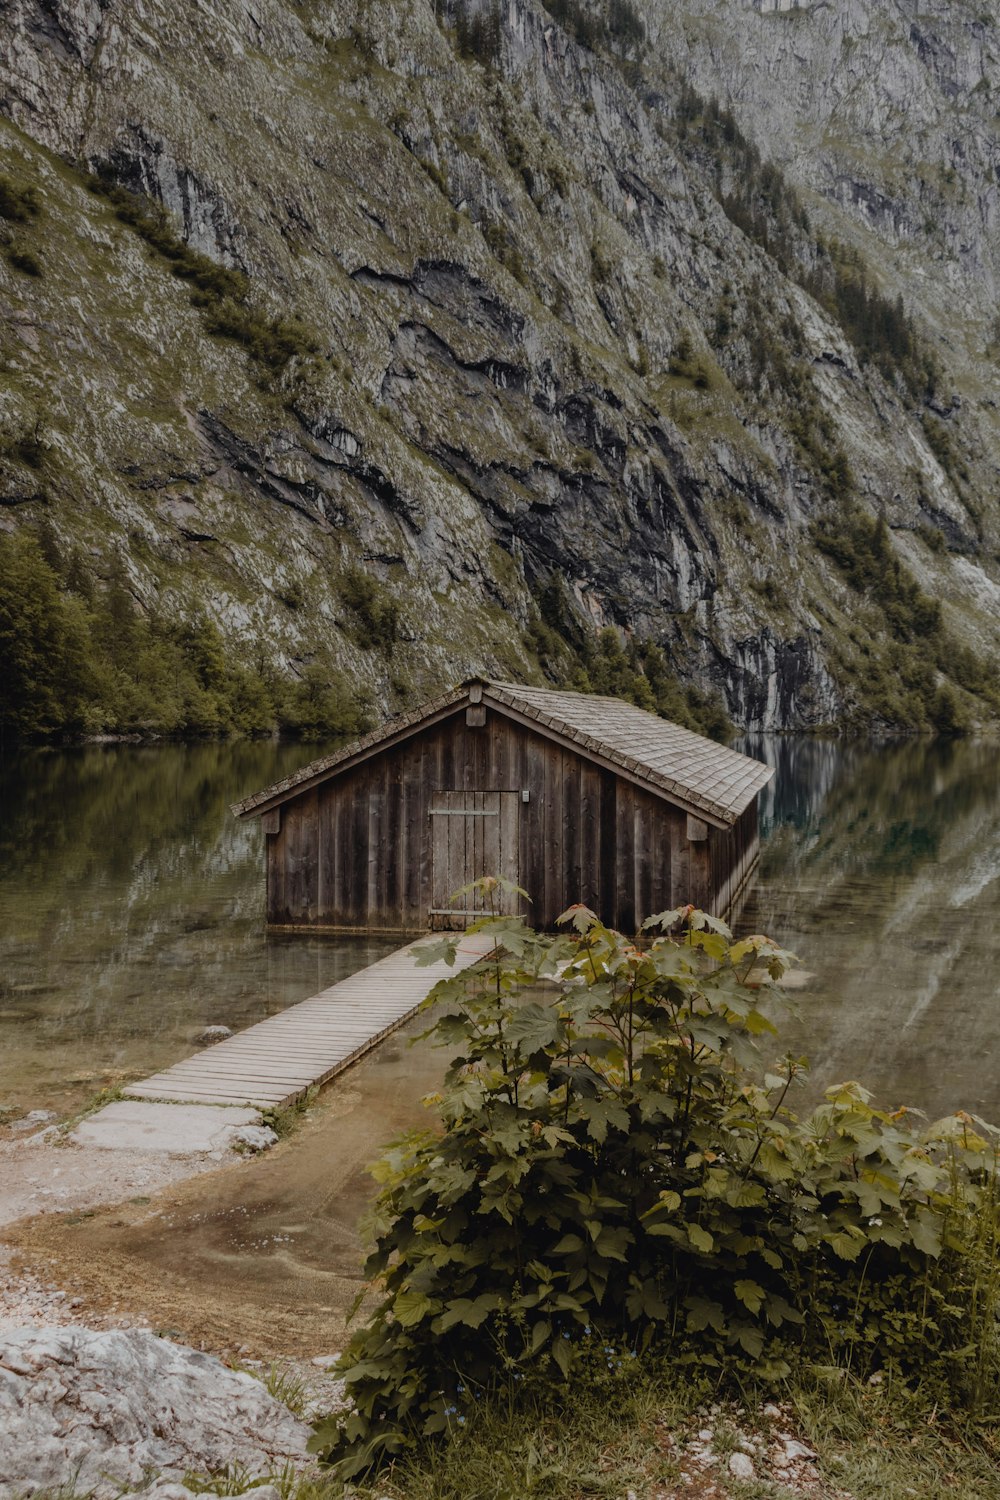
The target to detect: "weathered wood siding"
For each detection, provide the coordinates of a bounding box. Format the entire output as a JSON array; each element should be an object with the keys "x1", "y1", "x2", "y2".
[{"x1": 265, "y1": 707, "x2": 755, "y2": 932}]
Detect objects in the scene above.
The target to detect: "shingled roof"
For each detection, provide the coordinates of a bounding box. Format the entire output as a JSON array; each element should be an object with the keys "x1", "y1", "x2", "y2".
[{"x1": 232, "y1": 679, "x2": 773, "y2": 828}]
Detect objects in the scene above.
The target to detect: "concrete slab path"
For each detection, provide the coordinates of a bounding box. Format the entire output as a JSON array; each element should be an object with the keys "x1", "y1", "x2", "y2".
[{"x1": 71, "y1": 1101, "x2": 262, "y2": 1155}]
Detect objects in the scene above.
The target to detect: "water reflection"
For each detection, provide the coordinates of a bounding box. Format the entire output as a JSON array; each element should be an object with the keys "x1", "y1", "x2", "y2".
[
  {"x1": 2, "y1": 738, "x2": 999, "y2": 1125},
  {"x1": 739, "y1": 736, "x2": 1000, "y2": 1122},
  {"x1": 0, "y1": 743, "x2": 398, "y2": 1114}
]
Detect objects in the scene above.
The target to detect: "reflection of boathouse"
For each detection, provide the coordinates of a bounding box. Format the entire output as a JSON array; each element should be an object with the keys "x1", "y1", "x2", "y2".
[{"x1": 233, "y1": 680, "x2": 773, "y2": 933}]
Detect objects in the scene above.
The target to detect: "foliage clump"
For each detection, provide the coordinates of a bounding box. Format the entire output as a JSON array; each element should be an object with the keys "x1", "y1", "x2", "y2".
[
  {"x1": 0, "y1": 530, "x2": 369, "y2": 740},
  {"x1": 527, "y1": 579, "x2": 731, "y2": 742},
  {"x1": 315, "y1": 896, "x2": 1000, "y2": 1478},
  {"x1": 86, "y1": 174, "x2": 318, "y2": 379},
  {"x1": 340, "y1": 567, "x2": 401, "y2": 653},
  {"x1": 0, "y1": 171, "x2": 44, "y2": 278}
]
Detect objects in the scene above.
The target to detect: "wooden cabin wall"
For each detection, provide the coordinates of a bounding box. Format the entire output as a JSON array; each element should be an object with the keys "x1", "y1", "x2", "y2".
[
  {"x1": 705, "y1": 800, "x2": 760, "y2": 919},
  {"x1": 265, "y1": 708, "x2": 730, "y2": 932}
]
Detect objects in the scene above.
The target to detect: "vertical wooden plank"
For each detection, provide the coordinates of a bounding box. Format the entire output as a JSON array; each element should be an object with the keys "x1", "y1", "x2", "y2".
[
  {"x1": 349, "y1": 768, "x2": 368, "y2": 926},
  {"x1": 578, "y1": 761, "x2": 600, "y2": 912},
  {"x1": 439, "y1": 719, "x2": 455, "y2": 793},
  {"x1": 542, "y1": 746, "x2": 563, "y2": 930},
  {"x1": 469, "y1": 719, "x2": 488, "y2": 788},
  {"x1": 284, "y1": 790, "x2": 319, "y2": 926},
  {"x1": 336, "y1": 773, "x2": 355, "y2": 924},
  {"x1": 598, "y1": 770, "x2": 617, "y2": 928},
  {"x1": 318, "y1": 785, "x2": 336, "y2": 925},
  {"x1": 561, "y1": 751, "x2": 580, "y2": 916},
  {"x1": 488, "y1": 712, "x2": 506, "y2": 787},
  {"x1": 410, "y1": 737, "x2": 428, "y2": 926},
  {"x1": 634, "y1": 794, "x2": 652, "y2": 929},
  {"x1": 616, "y1": 782, "x2": 636, "y2": 934},
  {"x1": 669, "y1": 808, "x2": 691, "y2": 912},
  {"x1": 650, "y1": 800, "x2": 672, "y2": 918},
  {"x1": 384, "y1": 756, "x2": 402, "y2": 927},
  {"x1": 499, "y1": 790, "x2": 520, "y2": 914},
  {"x1": 522, "y1": 730, "x2": 547, "y2": 923},
  {"x1": 267, "y1": 826, "x2": 285, "y2": 925},
  {"x1": 430, "y1": 793, "x2": 448, "y2": 927}
]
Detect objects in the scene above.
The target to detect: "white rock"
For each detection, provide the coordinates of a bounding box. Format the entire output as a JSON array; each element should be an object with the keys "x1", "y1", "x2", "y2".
[
  {"x1": 0, "y1": 1325, "x2": 311, "y2": 1500},
  {"x1": 782, "y1": 1437, "x2": 817, "y2": 1462},
  {"x1": 728, "y1": 1451, "x2": 755, "y2": 1480},
  {"x1": 195, "y1": 1026, "x2": 234, "y2": 1044},
  {"x1": 310, "y1": 1353, "x2": 340, "y2": 1369},
  {"x1": 227, "y1": 1124, "x2": 279, "y2": 1154}
]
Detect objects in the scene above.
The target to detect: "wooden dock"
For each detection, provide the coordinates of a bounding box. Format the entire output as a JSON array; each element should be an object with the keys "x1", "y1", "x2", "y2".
[{"x1": 125, "y1": 933, "x2": 494, "y2": 1110}]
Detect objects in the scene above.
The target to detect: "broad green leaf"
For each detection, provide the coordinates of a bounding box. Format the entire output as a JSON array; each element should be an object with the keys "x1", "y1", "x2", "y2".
[
  {"x1": 393, "y1": 1290, "x2": 434, "y2": 1327},
  {"x1": 530, "y1": 1319, "x2": 551, "y2": 1354},
  {"x1": 506, "y1": 1002, "x2": 561, "y2": 1054},
  {"x1": 731, "y1": 1322, "x2": 764, "y2": 1357},
  {"x1": 433, "y1": 1294, "x2": 499, "y2": 1332},
  {"x1": 551, "y1": 1233, "x2": 585, "y2": 1255},
  {"x1": 909, "y1": 1211, "x2": 943, "y2": 1258},
  {"x1": 685, "y1": 1295, "x2": 725, "y2": 1333},
  {"x1": 734, "y1": 1279, "x2": 766, "y2": 1315}
]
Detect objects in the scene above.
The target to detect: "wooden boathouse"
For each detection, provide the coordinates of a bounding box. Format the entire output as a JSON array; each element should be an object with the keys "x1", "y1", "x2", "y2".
[{"x1": 233, "y1": 680, "x2": 773, "y2": 933}]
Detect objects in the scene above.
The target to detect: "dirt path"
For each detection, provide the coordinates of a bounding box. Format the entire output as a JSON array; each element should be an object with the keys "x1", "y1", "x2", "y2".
[{"x1": 1, "y1": 1018, "x2": 442, "y2": 1358}]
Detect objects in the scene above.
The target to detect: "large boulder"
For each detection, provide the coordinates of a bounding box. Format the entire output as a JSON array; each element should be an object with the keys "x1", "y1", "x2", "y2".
[{"x1": 0, "y1": 1325, "x2": 312, "y2": 1498}]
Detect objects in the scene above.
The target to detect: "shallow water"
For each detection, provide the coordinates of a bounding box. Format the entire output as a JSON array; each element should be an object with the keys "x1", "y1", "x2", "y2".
[
  {"x1": 0, "y1": 742, "x2": 399, "y2": 1116},
  {"x1": 1, "y1": 736, "x2": 998, "y2": 1123},
  {"x1": 740, "y1": 735, "x2": 1000, "y2": 1123}
]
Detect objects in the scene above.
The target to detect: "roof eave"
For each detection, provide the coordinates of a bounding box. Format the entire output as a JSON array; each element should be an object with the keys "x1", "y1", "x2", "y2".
[
  {"x1": 230, "y1": 690, "x2": 470, "y2": 819},
  {"x1": 231, "y1": 680, "x2": 774, "y2": 828},
  {"x1": 479, "y1": 688, "x2": 742, "y2": 828}
]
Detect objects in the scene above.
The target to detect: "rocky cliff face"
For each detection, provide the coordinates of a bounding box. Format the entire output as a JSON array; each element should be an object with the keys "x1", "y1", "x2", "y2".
[{"x1": 1, "y1": 0, "x2": 998, "y2": 730}]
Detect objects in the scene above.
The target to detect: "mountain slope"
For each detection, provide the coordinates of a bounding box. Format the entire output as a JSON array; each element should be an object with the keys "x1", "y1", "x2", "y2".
[{"x1": 2, "y1": 0, "x2": 999, "y2": 732}]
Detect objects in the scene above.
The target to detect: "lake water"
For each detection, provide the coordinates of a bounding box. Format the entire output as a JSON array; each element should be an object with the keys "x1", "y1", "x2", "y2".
[
  {"x1": 0, "y1": 736, "x2": 997, "y2": 1123},
  {"x1": 0, "y1": 741, "x2": 399, "y2": 1118}
]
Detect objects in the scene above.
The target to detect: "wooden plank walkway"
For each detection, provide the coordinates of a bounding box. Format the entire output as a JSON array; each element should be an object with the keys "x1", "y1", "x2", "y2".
[{"x1": 125, "y1": 932, "x2": 494, "y2": 1110}]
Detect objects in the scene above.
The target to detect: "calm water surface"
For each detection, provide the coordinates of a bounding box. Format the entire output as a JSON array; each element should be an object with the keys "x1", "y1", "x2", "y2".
[
  {"x1": 0, "y1": 737, "x2": 997, "y2": 1122},
  {"x1": 0, "y1": 742, "x2": 399, "y2": 1116},
  {"x1": 740, "y1": 736, "x2": 1000, "y2": 1122}
]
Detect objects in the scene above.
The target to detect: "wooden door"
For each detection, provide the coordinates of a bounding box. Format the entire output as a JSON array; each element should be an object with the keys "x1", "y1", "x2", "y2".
[{"x1": 429, "y1": 791, "x2": 520, "y2": 929}]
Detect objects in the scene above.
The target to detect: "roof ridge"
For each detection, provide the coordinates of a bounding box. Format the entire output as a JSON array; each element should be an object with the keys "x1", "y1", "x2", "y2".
[{"x1": 233, "y1": 679, "x2": 773, "y2": 823}]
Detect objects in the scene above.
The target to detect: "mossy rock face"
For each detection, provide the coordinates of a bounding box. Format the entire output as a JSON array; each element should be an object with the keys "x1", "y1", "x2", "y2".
[{"x1": 0, "y1": 0, "x2": 999, "y2": 732}]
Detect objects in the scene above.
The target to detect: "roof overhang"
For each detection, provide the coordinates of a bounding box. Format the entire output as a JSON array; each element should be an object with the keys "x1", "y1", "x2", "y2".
[{"x1": 232, "y1": 679, "x2": 771, "y2": 829}]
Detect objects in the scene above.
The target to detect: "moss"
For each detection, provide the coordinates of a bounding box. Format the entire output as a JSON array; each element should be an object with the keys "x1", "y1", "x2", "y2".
[
  {"x1": 5, "y1": 245, "x2": 43, "y2": 277},
  {"x1": 86, "y1": 174, "x2": 319, "y2": 378},
  {"x1": 0, "y1": 176, "x2": 41, "y2": 223}
]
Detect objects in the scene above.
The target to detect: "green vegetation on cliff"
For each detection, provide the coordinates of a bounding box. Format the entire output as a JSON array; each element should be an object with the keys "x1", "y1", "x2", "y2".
[{"x1": 0, "y1": 530, "x2": 369, "y2": 740}]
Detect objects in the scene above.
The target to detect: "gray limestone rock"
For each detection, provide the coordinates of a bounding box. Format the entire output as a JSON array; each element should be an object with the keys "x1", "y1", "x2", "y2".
[
  {"x1": 196, "y1": 1025, "x2": 234, "y2": 1044},
  {"x1": 0, "y1": 1325, "x2": 312, "y2": 1499}
]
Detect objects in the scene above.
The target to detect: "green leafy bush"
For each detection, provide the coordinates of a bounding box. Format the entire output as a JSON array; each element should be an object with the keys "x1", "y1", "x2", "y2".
[
  {"x1": 314, "y1": 897, "x2": 1000, "y2": 1478},
  {"x1": 5, "y1": 246, "x2": 43, "y2": 277}
]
